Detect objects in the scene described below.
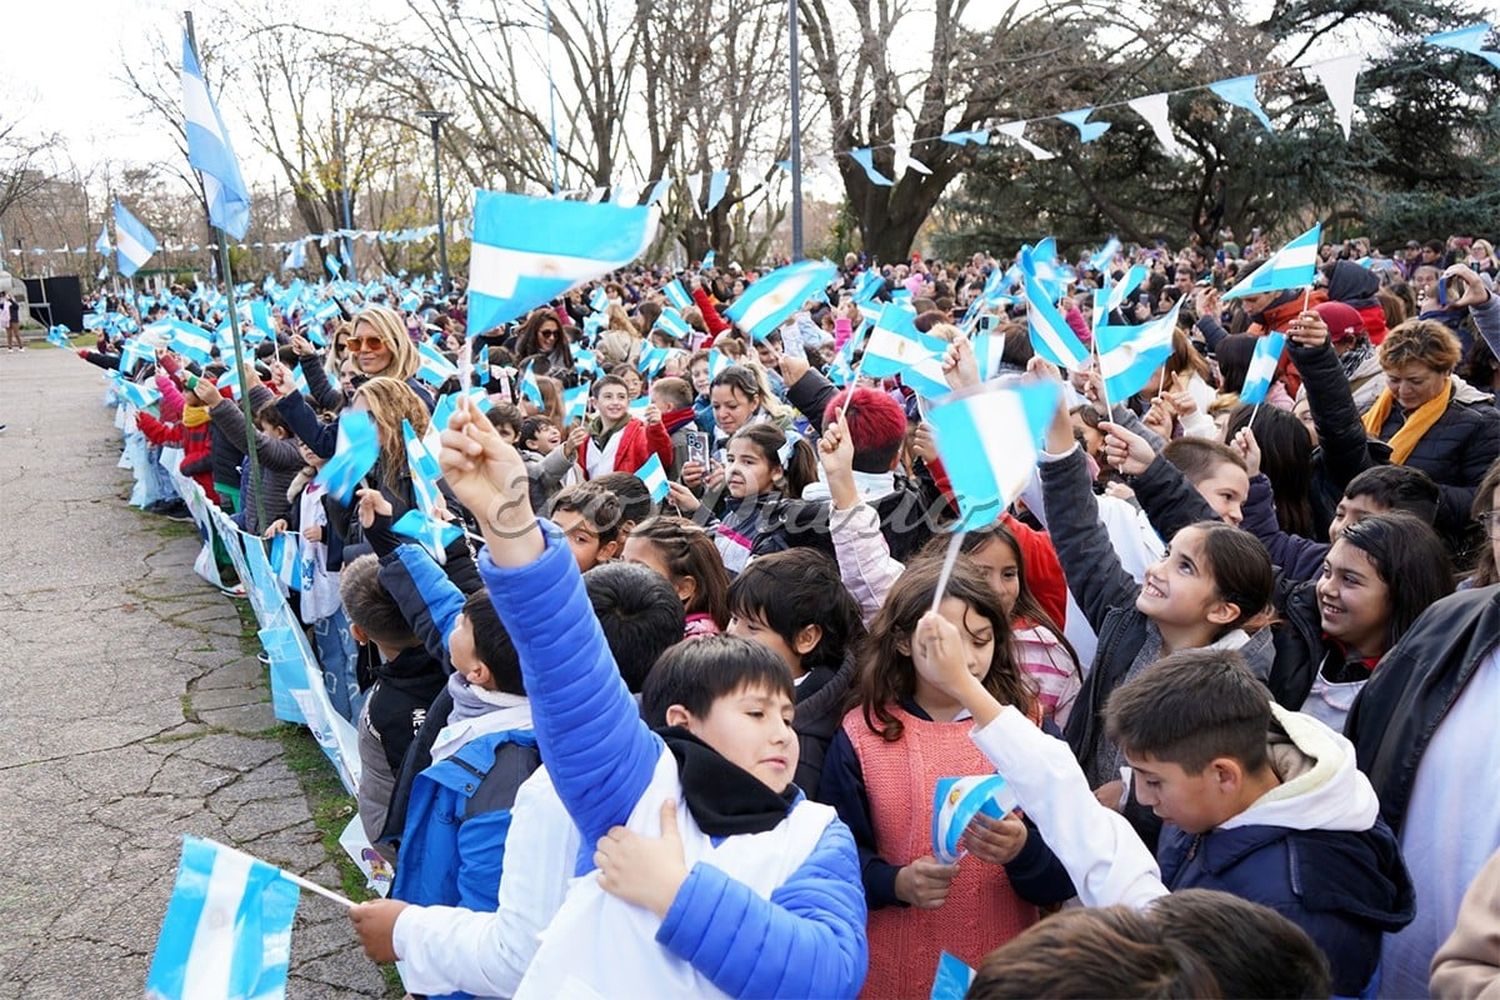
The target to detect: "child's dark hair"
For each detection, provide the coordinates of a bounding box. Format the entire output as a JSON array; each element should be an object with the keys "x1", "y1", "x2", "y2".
[
  {"x1": 590, "y1": 471, "x2": 657, "y2": 529},
  {"x1": 486, "y1": 402, "x2": 523, "y2": 438},
  {"x1": 857, "y1": 556, "x2": 1033, "y2": 742},
  {"x1": 729, "y1": 423, "x2": 817, "y2": 499},
  {"x1": 548, "y1": 483, "x2": 625, "y2": 544},
  {"x1": 1212, "y1": 335, "x2": 1258, "y2": 395},
  {"x1": 629, "y1": 516, "x2": 731, "y2": 628},
  {"x1": 640, "y1": 635, "x2": 794, "y2": 728},
  {"x1": 1161, "y1": 437, "x2": 1247, "y2": 487},
  {"x1": 947, "y1": 522, "x2": 1081, "y2": 672},
  {"x1": 1345, "y1": 464, "x2": 1440, "y2": 524},
  {"x1": 968, "y1": 905, "x2": 1223, "y2": 999},
  {"x1": 727, "y1": 548, "x2": 864, "y2": 672},
  {"x1": 338, "y1": 554, "x2": 416, "y2": 647},
  {"x1": 462, "y1": 589, "x2": 523, "y2": 695},
  {"x1": 254, "y1": 399, "x2": 291, "y2": 435},
  {"x1": 519, "y1": 415, "x2": 555, "y2": 450},
  {"x1": 1149, "y1": 890, "x2": 1330, "y2": 999},
  {"x1": 1172, "y1": 522, "x2": 1274, "y2": 632},
  {"x1": 592, "y1": 372, "x2": 629, "y2": 397},
  {"x1": 1333, "y1": 513, "x2": 1453, "y2": 651},
  {"x1": 821, "y1": 387, "x2": 907, "y2": 473},
  {"x1": 1225, "y1": 404, "x2": 1315, "y2": 538},
  {"x1": 584, "y1": 561, "x2": 686, "y2": 692},
  {"x1": 1104, "y1": 649, "x2": 1270, "y2": 774}
]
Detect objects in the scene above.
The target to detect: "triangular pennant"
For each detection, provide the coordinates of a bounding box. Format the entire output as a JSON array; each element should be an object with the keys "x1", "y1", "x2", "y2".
[
  {"x1": 1056, "y1": 108, "x2": 1111, "y2": 143},
  {"x1": 1208, "y1": 75, "x2": 1275, "y2": 132},
  {"x1": 995, "y1": 121, "x2": 1055, "y2": 161},
  {"x1": 1309, "y1": 55, "x2": 1362, "y2": 141},
  {"x1": 1128, "y1": 93, "x2": 1189, "y2": 158}
]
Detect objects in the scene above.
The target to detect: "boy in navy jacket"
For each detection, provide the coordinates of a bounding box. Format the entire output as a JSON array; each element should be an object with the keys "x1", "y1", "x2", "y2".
[{"x1": 351, "y1": 397, "x2": 867, "y2": 998}]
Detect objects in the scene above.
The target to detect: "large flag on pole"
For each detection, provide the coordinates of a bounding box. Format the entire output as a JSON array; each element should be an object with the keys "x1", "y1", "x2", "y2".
[
  {"x1": 114, "y1": 201, "x2": 159, "y2": 278},
  {"x1": 1222, "y1": 224, "x2": 1321, "y2": 300},
  {"x1": 144, "y1": 836, "x2": 299, "y2": 1000},
  {"x1": 181, "y1": 33, "x2": 251, "y2": 240},
  {"x1": 467, "y1": 189, "x2": 658, "y2": 336}
]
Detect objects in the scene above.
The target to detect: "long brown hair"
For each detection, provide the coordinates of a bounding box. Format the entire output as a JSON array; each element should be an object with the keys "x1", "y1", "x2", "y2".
[
  {"x1": 353, "y1": 377, "x2": 431, "y2": 489},
  {"x1": 856, "y1": 556, "x2": 1035, "y2": 742},
  {"x1": 628, "y1": 516, "x2": 731, "y2": 628}
]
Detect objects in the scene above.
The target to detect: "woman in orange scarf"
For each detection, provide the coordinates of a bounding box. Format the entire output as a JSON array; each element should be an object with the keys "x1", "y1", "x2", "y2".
[{"x1": 1292, "y1": 312, "x2": 1499, "y2": 554}]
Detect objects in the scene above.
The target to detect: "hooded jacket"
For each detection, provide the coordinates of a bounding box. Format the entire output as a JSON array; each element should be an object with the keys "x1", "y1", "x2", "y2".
[
  {"x1": 1159, "y1": 706, "x2": 1415, "y2": 997},
  {"x1": 791, "y1": 653, "x2": 856, "y2": 799},
  {"x1": 1324, "y1": 260, "x2": 1388, "y2": 344}
]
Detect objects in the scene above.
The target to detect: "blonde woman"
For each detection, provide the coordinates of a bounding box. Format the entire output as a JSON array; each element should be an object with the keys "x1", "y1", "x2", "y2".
[
  {"x1": 1469, "y1": 238, "x2": 1498, "y2": 278},
  {"x1": 345, "y1": 305, "x2": 434, "y2": 409}
]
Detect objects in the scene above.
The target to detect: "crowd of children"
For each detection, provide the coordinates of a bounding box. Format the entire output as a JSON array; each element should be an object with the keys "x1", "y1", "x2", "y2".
[{"x1": 92, "y1": 235, "x2": 1500, "y2": 998}]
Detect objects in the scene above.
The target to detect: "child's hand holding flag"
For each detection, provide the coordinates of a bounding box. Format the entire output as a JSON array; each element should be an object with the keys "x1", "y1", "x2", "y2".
[{"x1": 437, "y1": 397, "x2": 539, "y2": 564}]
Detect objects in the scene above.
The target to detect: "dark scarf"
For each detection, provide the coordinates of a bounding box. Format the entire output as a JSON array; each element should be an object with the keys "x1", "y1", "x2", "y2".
[
  {"x1": 1339, "y1": 338, "x2": 1375, "y2": 382},
  {"x1": 659, "y1": 727, "x2": 798, "y2": 836}
]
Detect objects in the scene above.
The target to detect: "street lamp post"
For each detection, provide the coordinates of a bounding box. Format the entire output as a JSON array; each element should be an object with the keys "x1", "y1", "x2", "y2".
[{"x1": 417, "y1": 109, "x2": 452, "y2": 297}]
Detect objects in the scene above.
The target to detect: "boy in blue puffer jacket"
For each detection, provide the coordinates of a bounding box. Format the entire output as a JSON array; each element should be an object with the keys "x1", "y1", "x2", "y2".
[{"x1": 351, "y1": 396, "x2": 868, "y2": 999}]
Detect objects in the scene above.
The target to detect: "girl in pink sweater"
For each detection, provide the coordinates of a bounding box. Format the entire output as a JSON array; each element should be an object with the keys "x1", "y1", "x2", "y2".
[{"x1": 817, "y1": 556, "x2": 1075, "y2": 998}]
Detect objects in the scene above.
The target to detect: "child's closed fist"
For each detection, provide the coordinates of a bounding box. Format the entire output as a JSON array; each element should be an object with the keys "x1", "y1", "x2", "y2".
[
  {"x1": 595, "y1": 799, "x2": 690, "y2": 919},
  {"x1": 911, "y1": 611, "x2": 972, "y2": 697},
  {"x1": 348, "y1": 899, "x2": 407, "y2": 963},
  {"x1": 894, "y1": 855, "x2": 959, "y2": 909},
  {"x1": 437, "y1": 396, "x2": 531, "y2": 535}
]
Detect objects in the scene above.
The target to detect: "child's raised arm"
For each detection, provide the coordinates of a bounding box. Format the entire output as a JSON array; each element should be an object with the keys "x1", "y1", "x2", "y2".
[{"x1": 438, "y1": 398, "x2": 659, "y2": 842}]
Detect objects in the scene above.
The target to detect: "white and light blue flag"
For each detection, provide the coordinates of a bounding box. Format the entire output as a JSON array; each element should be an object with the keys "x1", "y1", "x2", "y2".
[
  {"x1": 181, "y1": 34, "x2": 251, "y2": 239},
  {"x1": 1223, "y1": 224, "x2": 1321, "y2": 300},
  {"x1": 926, "y1": 381, "x2": 1060, "y2": 531},
  {"x1": 114, "y1": 201, "x2": 159, "y2": 278},
  {"x1": 724, "y1": 258, "x2": 836, "y2": 342}
]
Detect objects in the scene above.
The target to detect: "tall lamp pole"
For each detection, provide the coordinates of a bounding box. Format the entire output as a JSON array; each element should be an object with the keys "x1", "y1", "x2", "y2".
[
  {"x1": 417, "y1": 109, "x2": 452, "y2": 296},
  {"x1": 787, "y1": 0, "x2": 804, "y2": 262}
]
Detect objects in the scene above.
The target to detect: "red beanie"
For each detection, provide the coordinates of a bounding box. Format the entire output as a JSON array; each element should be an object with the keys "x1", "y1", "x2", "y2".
[
  {"x1": 824, "y1": 387, "x2": 907, "y2": 473},
  {"x1": 1314, "y1": 301, "x2": 1364, "y2": 344}
]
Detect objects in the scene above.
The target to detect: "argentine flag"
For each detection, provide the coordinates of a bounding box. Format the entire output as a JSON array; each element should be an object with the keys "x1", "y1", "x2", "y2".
[
  {"x1": 702, "y1": 249, "x2": 716, "y2": 269},
  {"x1": 415, "y1": 340, "x2": 459, "y2": 386},
  {"x1": 1239, "y1": 331, "x2": 1286, "y2": 406},
  {"x1": 724, "y1": 259, "x2": 837, "y2": 342},
  {"x1": 392, "y1": 508, "x2": 462, "y2": 561},
  {"x1": 269, "y1": 531, "x2": 302, "y2": 592},
  {"x1": 655, "y1": 306, "x2": 692, "y2": 341},
  {"x1": 852, "y1": 268, "x2": 885, "y2": 303},
  {"x1": 47, "y1": 325, "x2": 73, "y2": 349},
  {"x1": 1086, "y1": 237, "x2": 1122, "y2": 274},
  {"x1": 860, "y1": 305, "x2": 944, "y2": 378},
  {"x1": 519, "y1": 364, "x2": 544, "y2": 406},
  {"x1": 1223, "y1": 224, "x2": 1321, "y2": 300},
  {"x1": 1024, "y1": 273, "x2": 1089, "y2": 370},
  {"x1": 181, "y1": 34, "x2": 251, "y2": 240},
  {"x1": 314, "y1": 410, "x2": 379, "y2": 504},
  {"x1": 562, "y1": 383, "x2": 590, "y2": 424},
  {"x1": 662, "y1": 278, "x2": 693, "y2": 311},
  {"x1": 590, "y1": 286, "x2": 610, "y2": 313},
  {"x1": 114, "y1": 201, "x2": 159, "y2": 278},
  {"x1": 705, "y1": 348, "x2": 732, "y2": 380},
  {"x1": 926, "y1": 381, "x2": 1061, "y2": 531},
  {"x1": 147, "y1": 319, "x2": 216, "y2": 366},
  {"x1": 638, "y1": 344, "x2": 671, "y2": 378},
  {"x1": 468, "y1": 190, "x2": 658, "y2": 336},
  {"x1": 633, "y1": 453, "x2": 670, "y2": 503},
  {"x1": 113, "y1": 373, "x2": 163, "y2": 411},
  {"x1": 431, "y1": 389, "x2": 493, "y2": 440},
  {"x1": 1096, "y1": 299, "x2": 1185, "y2": 402},
  {"x1": 573, "y1": 347, "x2": 600, "y2": 378},
  {"x1": 120, "y1": 336, "x2": 157, "y2": 374},
  {"x1": 145, "y1": 836, "x2": 298, "y2": 1000}
]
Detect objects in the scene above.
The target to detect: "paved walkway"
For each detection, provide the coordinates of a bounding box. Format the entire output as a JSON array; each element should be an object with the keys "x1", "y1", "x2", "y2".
[{"x1": 0, "y1": 348, "x2": 389, "y2": 998}]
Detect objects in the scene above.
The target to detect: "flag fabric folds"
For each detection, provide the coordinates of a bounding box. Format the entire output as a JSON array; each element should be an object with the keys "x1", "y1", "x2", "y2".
[
  {"x1": 724, "y1": 258, "x2": 837, "y2": 342},
  {"x1": 702, "y1": 250, "x2": 716, "y2": 269},
  {"x1": 467, "y1": 189, "x2": 659, "y2": 336},
  {"x1": 1222, "y1": 224, "x2": 1321, "y2": 300},
  {"x1": 1096, "y1": 300, "x2": 1185, "y2": 402},
  {"x1": 181, "y1": 34, "x2": 251, "y2": 240},
  {"x1": 94, "y1": 222, "x2": 111, "y2": 255},
  {"x1": 114, "y1": 201, "x2": 159, "y2": 278},
  {"x1": 927, "y1": 382, "x2": 1061, "y2": 531},
  {"x1": 147, "y1": 319, "x2": 216, "y2": 366},
  {"x1": 415, "y1": 340, "x2": 459, "y2": 386},
  {"x1": 1239, "y1": 331, "x2": 1287, "y2": 406},
  {"x1": 633, "y1": 453, "x2": 670, "y2": 503},
  {"x1": 662, "y1": 278, "x2": 692, "y2": 311},
  {"x1": 562, "y1": 383, "x2": 590, "y2": 424},
  {"x1": 654, "y1": 307, "x2": 692, "y2": 341},
  {"x1": 314, "y1": 410, "x2": 379, "y2": 504},
  {"x1": 145, "y1": 835, "x2": 298, "y2": 1000},
  {"x1": 519, "y1": 364, "x2": 544, "y2": 406},
  {"x1": 1024, "y1": 274, "x2": 1090, "y2": 370}
]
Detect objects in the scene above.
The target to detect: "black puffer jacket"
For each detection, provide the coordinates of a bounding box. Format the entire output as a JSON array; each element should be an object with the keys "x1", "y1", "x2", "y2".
[{"x1": 791, "y1": 652, "x2": 857, "y2": 799}]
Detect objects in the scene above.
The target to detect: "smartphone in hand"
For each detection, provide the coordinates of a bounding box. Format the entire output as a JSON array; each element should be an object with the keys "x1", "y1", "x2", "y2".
[{"x1": 686, "y1": 430, "x2": 709, "y2": 468}]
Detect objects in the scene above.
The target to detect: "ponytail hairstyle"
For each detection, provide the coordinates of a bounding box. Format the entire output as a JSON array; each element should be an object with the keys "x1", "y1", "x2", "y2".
[
  {"x1": 857, "y1": 556, "x2": 1034, "y2": 742},
  {"x1": 1180, "y1": 522, "x2": 1276, "y2": 635},
  {"x1": 627, "y1": 516, "x2": 732, "y2": 629},
  {"x1": 1335, "y1": 512, "x2": 1453, "y2": 650},
  {"x1": 729, "y1": 423, "x2": 818, "y2": 499}
]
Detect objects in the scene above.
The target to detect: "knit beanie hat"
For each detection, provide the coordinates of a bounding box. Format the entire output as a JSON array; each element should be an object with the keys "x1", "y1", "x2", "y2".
[{"x1": 1314, "y1": 301, "x2": 1364, "y2": 344}]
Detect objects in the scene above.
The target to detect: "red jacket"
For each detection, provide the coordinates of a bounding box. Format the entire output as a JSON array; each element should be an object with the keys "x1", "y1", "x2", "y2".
[
  {"x1": 692, "y1": 286, "x2": 732, "y2": 344},
  {"x1": 578, "y1": 417, "x2": 673, "y2": 479},
  {"x1": 136, "y1": 408, "x2": 219, "y2": 504}
]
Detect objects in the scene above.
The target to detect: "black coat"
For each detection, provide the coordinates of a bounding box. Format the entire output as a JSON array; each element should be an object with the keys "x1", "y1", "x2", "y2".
[{"x1": 1345, "y1": 584, "x2": 1500, "y2": 837}]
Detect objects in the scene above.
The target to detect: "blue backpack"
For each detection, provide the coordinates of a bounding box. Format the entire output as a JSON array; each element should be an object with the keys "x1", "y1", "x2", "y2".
[{"x1": 392, "y1": 727, "x2": 541, "y2": 912}]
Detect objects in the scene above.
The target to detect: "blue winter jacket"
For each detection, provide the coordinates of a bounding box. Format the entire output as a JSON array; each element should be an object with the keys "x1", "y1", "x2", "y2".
[
  {"x1": 476, "y1": 522, "x2": 869, "y2": 998},
  {"x1": 1159, "y1": 819, "x2": 1414, "y2": 997}
]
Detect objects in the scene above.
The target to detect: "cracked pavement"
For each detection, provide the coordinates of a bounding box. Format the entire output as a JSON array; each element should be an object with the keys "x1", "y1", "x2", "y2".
[{"x1": 0, "y1": 349, "x2": 390, "y2": 998}]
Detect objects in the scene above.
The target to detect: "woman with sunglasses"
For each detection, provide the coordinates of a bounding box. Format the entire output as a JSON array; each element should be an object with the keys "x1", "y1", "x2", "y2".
[
  {"x1": 513, "y1": 308, "x2": 574, "y2": 377},
  {"x1": 343, "y1": 306, "x2": 434, "y2": 411}
]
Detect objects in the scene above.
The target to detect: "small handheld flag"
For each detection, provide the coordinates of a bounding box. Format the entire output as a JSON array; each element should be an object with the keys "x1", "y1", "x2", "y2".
[
  {"x1": 931, "y1": 776, "x2": 1020, "y2": 865},
  {"x1": 926, "y1": 381, "x2": 1060, "y2": 531},
  {"x1": 1223, "y1": 224, "x2": 1321, "y2": 300},
  {"x1": 662, "y1": 278, "x2": 693, "y2": 311},
  {"x1": 654, "y1": 307, "x2": 692, "y2": 341},
  {"x1": 633, "y1": 453, "x2": 670, "y2": 503},
  {"x1": 467, "y1": 190, "x2": 659, "y2": 335},
  {"x1": 590, "y1": 286, "x2": 610, "y2": 313},
  {"x1": 562, "y1": 383, "x2": 590, "y2": 424},
  {"x1": 144, "y1": 836, "x2": 299, "y2": 1000},
  {"x1": 313, "y1": 410, "x2": 379, "y2": 504},
  {"x1": 519, "y1": 363, "x2": 544, "y2": 406},
  {"x1": 415, "y1": 339, "x2": 459, "y2": 386},
  {"x1": 1239, "y1": 331, "x2": 1287, "y2": 406},
  {"x1": 114, "y1": 201, "x2": 159, "y2": 278},
  {"x1": 724, "y1": 259, "x2": 836, "y2": 342},
  {"x1": 1024, "y1": 273, "x2": 1089, "y2": 370},
  {"x1": 702, "y1": 249, "x2": 716, "y2": 269},
  {"x1": 1096, "y1": 299, "x2": 1185, "y2": 402}
]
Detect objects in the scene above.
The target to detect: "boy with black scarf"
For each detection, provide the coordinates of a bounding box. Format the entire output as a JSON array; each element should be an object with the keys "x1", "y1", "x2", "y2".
[{"x1": 352, "y1": 396, "x2": 867, "y2": 998}]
